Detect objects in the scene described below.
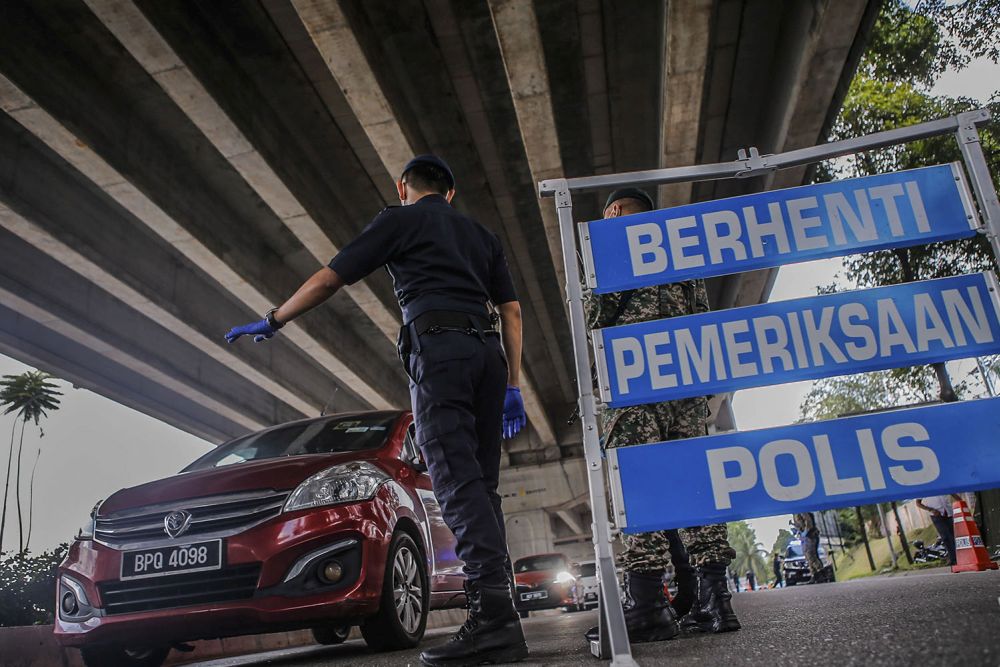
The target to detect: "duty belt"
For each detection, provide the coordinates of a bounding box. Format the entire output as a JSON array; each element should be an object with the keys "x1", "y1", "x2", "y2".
[{"x1": 410, "y1": 310, "x2": 497, "y2": 337}]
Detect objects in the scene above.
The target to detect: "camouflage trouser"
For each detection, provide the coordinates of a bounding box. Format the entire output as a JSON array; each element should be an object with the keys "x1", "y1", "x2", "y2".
[
  {"x1": 803, "y1": 530, "x2": 823, "y2": 576},
  {"x1": 603, "y1": 397, "x2": 736, "y2": 571}
]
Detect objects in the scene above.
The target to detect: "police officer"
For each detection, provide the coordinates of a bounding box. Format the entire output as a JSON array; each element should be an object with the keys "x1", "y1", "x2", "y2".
[
  {"x1": 793, "y1": 511, "x2": 824, "y2": 582},
  {"x1": 584, "y1": 188, "x2": 741, "y2": 644},
  {"x1": 225, "y1": 155, "x2": 529, "y2": 666}
]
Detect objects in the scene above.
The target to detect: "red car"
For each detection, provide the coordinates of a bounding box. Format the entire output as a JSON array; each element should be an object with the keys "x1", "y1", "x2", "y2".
[
  {"x1": 55, "y1": 411, "x2": 466, "y2": 667},
  {"x1": 512, "y1": 553, "x2": 581, "y2": 617}
]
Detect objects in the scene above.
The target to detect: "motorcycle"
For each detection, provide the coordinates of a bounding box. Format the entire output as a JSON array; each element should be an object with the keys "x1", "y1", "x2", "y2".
[{"x1": 912, "y1": 538, "x2": 949, "y2": 564}]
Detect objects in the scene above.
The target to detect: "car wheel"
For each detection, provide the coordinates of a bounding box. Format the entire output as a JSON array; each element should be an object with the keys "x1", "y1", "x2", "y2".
[
  {"x1": 312, "y1": 623, "x2": 352, "y2": 645},
  {"x1": 361, "y1": 531, "x2": 428, "y2": 651},
  {"x1": 80, "y1": 646, "x2": 169, "y2": 667},
  {"x1": 519, "y1": 610, "x2": 529, "y2": 619}
]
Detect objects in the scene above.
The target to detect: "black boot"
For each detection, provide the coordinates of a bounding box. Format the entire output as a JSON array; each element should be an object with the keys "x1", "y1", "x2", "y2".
[
  {"x1": 585, "y1": 571, "x2": 680, "y2": 644},
  {"x1": 420, "y1": 580, "x2": 528, "y2": 667},
  {"x1": 680, "y1": 565, "x2": 741, "y2": 634}
]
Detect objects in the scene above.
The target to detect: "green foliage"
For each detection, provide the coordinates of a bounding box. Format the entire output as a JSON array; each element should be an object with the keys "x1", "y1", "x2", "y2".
[
  {"x1": 836, "y1": 508, "x2": 863, "y2": 548},
  {"x1": 804, "y1": 0, "x2": 1000, "y2": 413},
  {"x1": 0, "y1": 372, "x2": 61, "y2": 427},
  {"x1": 726, "y1": 520, "x2": 770, "y2": 585},
  {"x1": 771, "y1": 528, "x2": 793, "y2": 557},
  {"x1": 0, "y1": 545, "x2": 68, "y2": 627},
  {"x1": 919, "y1": 0, "x2": 1000, "y2": 64}
]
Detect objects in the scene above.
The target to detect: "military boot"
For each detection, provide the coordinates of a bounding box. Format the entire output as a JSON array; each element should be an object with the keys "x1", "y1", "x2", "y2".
[
  {"x1": 680, "y1": 565, "x2": 741, "y2": 634},
  {"x1": 420, "y1": 580, "x2": 528, "y2": 667},
  {"x1": 585, "y1": 570, "x2": 680, "y2": 644}
]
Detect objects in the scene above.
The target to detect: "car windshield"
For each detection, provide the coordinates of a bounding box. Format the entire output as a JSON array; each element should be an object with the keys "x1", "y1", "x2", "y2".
[
  {"x1": 183, "y1": 414, "x2": 397, "y2": 472},
  {"x1": 785, "y1": 543, "x2": 804, "y2": 558},
  {"x1": 579, "y1": 563, "x2": 596, "y2": 577},
  {"x1": 514, "y1": 555, "x2": 566, "y2": 573}
]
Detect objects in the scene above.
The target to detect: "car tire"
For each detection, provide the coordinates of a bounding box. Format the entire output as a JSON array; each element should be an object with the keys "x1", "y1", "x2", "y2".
[
  {"x1": 312, "y1": 623, "x2": 352, "y2": 645},
  {"x1": 80, "y1": 646, "x2": 169, "y2": 667},
  {"x1": 519, "y1": 610, "x2": 529, "y2": 619},
  {"x1": 361, "y1": 531, "x2": 428, "y2": 651}
]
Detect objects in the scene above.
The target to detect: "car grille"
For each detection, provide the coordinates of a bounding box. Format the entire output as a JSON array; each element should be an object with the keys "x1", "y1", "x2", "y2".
[
  {"x1": 99, "y1": 564, "x2": 261, "y2": 615},
  {"x1": 95, "y1": 489, "x2": 290, "y2": 549}
]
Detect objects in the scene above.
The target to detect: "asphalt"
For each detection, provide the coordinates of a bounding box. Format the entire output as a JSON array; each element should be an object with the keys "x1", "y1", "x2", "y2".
[{"x1": 184, "y1": 568, "x2": 1000, "y2": 667}]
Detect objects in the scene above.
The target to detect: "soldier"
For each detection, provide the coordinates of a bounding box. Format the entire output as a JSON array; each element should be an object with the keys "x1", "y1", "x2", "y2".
[
  {"x1": 793, "y1": 511, "x2": 824, "y2": 582},
  {"x1": 584, "y1": 188, "x2": 741, "y2": 644},
  {"x1": 225, "y1": 155, "x2": 529, "y2": 667}
]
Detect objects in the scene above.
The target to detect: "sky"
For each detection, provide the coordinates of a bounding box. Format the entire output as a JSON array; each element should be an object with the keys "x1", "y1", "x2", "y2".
[{"x1": 2, "y1": 42, "x2": 999, "y2": 557}]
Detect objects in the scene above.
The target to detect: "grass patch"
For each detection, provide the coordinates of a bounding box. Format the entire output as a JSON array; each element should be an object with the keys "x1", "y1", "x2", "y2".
[{"x1": 832, "y1": 526, "x2": 942, "y2": 581}]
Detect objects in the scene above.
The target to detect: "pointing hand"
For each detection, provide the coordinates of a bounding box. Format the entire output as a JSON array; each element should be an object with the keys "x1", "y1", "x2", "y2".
[
  {"x1": 502, "y1": 386, "x2": 527, "y2": 439},
  {"x1": 225, "y1": 318, "x2": 279, "y2": 343}
]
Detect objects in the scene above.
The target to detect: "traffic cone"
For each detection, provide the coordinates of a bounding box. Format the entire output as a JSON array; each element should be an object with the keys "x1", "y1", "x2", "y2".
[{"x1": 951, "y1": 499, "x2": 998, "y2": 573}]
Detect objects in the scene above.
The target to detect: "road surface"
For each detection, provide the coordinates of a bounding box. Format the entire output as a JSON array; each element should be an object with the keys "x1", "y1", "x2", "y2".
[{"x1": 185, "y1": 569, "x2": 1000, "y2": 667}]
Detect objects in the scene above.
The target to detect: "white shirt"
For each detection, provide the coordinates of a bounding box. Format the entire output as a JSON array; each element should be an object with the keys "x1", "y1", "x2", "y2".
[{"x1": 922, "y1": 495, "x2": 953, "y2": 516}]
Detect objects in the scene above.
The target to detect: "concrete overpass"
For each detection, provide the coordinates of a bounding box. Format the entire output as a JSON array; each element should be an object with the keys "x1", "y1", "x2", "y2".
[{"x1": 0, "y1": 0, "x2": 879, "y2": 559}]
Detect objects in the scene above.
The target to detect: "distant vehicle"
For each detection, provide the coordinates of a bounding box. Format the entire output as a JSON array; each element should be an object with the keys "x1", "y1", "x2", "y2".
[
  {"x1": 783, "y1": 539, "x2": 835, "y2": 585},
  {"x1": 55, "y1": 411, "x2": 467, "y2": 667},
  {"x1": 512, "y1": 553, "x2": 582, "y2": 617},
  {"x1": 576, "y1": 560, "x2": 599, "y2": 609}
]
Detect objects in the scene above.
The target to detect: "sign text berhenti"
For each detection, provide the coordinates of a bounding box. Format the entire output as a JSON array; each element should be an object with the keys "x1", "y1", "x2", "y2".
[
  {"x1": 609, "y1": 398, "x2": 1000, "y2": 532},
  {"x1": 593, "y1": 272, "x2": 1000, "y2": 408},
  {"x1": 582, "y1": 163, "x2": 978, "y2": 293}
]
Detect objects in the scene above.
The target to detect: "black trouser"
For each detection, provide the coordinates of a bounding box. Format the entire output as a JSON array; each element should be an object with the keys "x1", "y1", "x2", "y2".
[
  {"x1": 406, "y1": 328, "x2": 509, "y2": 585},
  {"x1": 931, "y1": 514, "x2": 957, "y2": 565}
]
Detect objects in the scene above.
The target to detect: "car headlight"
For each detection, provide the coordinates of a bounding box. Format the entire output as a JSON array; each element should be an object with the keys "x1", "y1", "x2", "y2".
[
  {"x1": 77, "y1": 500, "x2": 103, "y2": 540},
  {"x1": 284, "y1": 462, "x2": 389, "y2": 512},
  {"x1": 555, "y1": 570, "x2": 576, "y2": 584}
]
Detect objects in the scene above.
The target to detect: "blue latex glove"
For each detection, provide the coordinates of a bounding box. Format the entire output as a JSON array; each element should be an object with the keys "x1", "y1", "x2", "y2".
[
  {"x1": 225, "y1": 318, "x2": 278, "y2": 343},
  {"x1": 502, "y1": 386, "x2": 526, "y2": 439}
]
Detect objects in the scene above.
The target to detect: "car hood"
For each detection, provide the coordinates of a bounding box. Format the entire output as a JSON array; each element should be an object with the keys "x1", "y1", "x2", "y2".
[
  {"x1": 515, "y1": 570, "x2": 557, "y2": 587},
  {"x1": 100, "y1": 452, "x2": 380, "y2": 514}
]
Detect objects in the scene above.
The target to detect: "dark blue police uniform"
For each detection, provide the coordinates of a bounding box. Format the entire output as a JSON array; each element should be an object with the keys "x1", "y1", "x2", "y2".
[{"x1": 329, "y1": 194, "x2": 517, "y2": 585}]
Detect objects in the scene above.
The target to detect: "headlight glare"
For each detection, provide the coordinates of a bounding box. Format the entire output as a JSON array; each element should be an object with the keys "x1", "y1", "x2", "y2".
[
  {"x1": 555, "y1": 570, "x2": 576, "y2": 584},
  {"x1": 284, "y1": 462, "x2": 389, "y2": 512}
]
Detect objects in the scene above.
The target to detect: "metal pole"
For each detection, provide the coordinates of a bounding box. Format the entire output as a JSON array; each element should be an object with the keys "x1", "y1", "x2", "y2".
[
  {"x1": 955, "y1": 110, "x2": 1000, "y2": 267},
  {"x1": 540, "y1": 109, "x2": 991, "y2": 196},
  {"x1": 977, "y1": 357, "x2": 997, "y2": 397},
  {"x1": 877, "y1": 503, "x2": 898, "y2": 569},
  {"x1": 550, "y1": 180, "x2": 637, "y2": 666}
]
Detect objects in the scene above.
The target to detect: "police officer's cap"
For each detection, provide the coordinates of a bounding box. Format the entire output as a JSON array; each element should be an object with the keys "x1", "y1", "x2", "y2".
[
  {"x1": 402, "y1": 154, "x2": 455, "y2": 190},
  {"x1": 605, "y1": 187, "x2": 654, "y2": 212}
]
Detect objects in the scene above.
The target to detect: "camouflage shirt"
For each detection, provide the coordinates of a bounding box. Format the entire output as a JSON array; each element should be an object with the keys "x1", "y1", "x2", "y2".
[{"x1": 585, "y1": 280, "x2": 709, "y2": 329}]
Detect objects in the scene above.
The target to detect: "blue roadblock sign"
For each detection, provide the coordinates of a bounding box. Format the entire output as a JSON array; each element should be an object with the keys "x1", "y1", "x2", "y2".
[
  {"x1": 593, "y1": 272, "x2": 1000, "y2": 408},
  {"x1": 608, "y1": 397, "x2": 1000, "y2": 532},
  {"x1": 582, "y1": 163, "x2": 979, "y2": 293}
]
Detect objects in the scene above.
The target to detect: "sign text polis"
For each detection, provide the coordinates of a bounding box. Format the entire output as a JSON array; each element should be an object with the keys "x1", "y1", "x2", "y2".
[{"x1": 608, "y1": 398, "x2": 1000, "y2": 532}]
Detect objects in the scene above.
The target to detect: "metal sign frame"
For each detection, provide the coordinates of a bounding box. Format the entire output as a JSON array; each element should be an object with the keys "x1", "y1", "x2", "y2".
[{"x1": 538, "y1": 109, "x2": 997, "y2": 665}]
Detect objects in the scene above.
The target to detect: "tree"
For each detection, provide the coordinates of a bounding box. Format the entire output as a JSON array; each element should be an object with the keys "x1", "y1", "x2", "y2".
[
  {"x1": 726, "y1": 521, "x2": 770, "y2": 586},
  {"x1": 819, "y1": 0, "x2": 1000, "y2": 402},
  {"x1": 0, "y1": 372, "x2": 61, "y2": 553},
  {"x1": 771, "y1": 528, "x2": 793, "y2": 558}
]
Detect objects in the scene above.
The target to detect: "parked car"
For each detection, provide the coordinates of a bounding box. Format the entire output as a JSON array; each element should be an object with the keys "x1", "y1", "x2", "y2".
[
  {"x1": 782, "y1": 539, "x2": 835, "y2": 585},
  {"x1": 512, "y1": 553, "x2": 581, "y2": 617},
  {"x1": 576, "y1": 560, "x2": 599, "y2": 609},
  {"x1": 55, "y1": 411, "x2": 466, "y2": 667}
]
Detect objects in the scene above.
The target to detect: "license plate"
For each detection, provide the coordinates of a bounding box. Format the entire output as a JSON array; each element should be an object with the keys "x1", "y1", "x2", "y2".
[
  {"x1": 121, "y1": 540, "x2": 222, "y2": 580},
  {"x1": 585, "y1": 592, "x2": 598, "y2": 601},
  {"x1": 520, "y1": 590, "x2": 547, "y2": 601}
]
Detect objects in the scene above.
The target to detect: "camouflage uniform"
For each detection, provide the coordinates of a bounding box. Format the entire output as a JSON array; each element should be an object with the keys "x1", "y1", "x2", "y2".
[
  {"x1": 793, "y1": 512, "x2": 823, "y2": 577},
  {"x1": 586, "y1": 280, "x2": 736, "y2": 572}
]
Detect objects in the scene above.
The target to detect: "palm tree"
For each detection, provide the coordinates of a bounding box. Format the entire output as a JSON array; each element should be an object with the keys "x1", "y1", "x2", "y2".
[
  {"x1": 0, "y1": 371, "x2": 61, "y2": 553},
  {"x1": 727, "y1": 521, "x2": 770, "y2": 587}
]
